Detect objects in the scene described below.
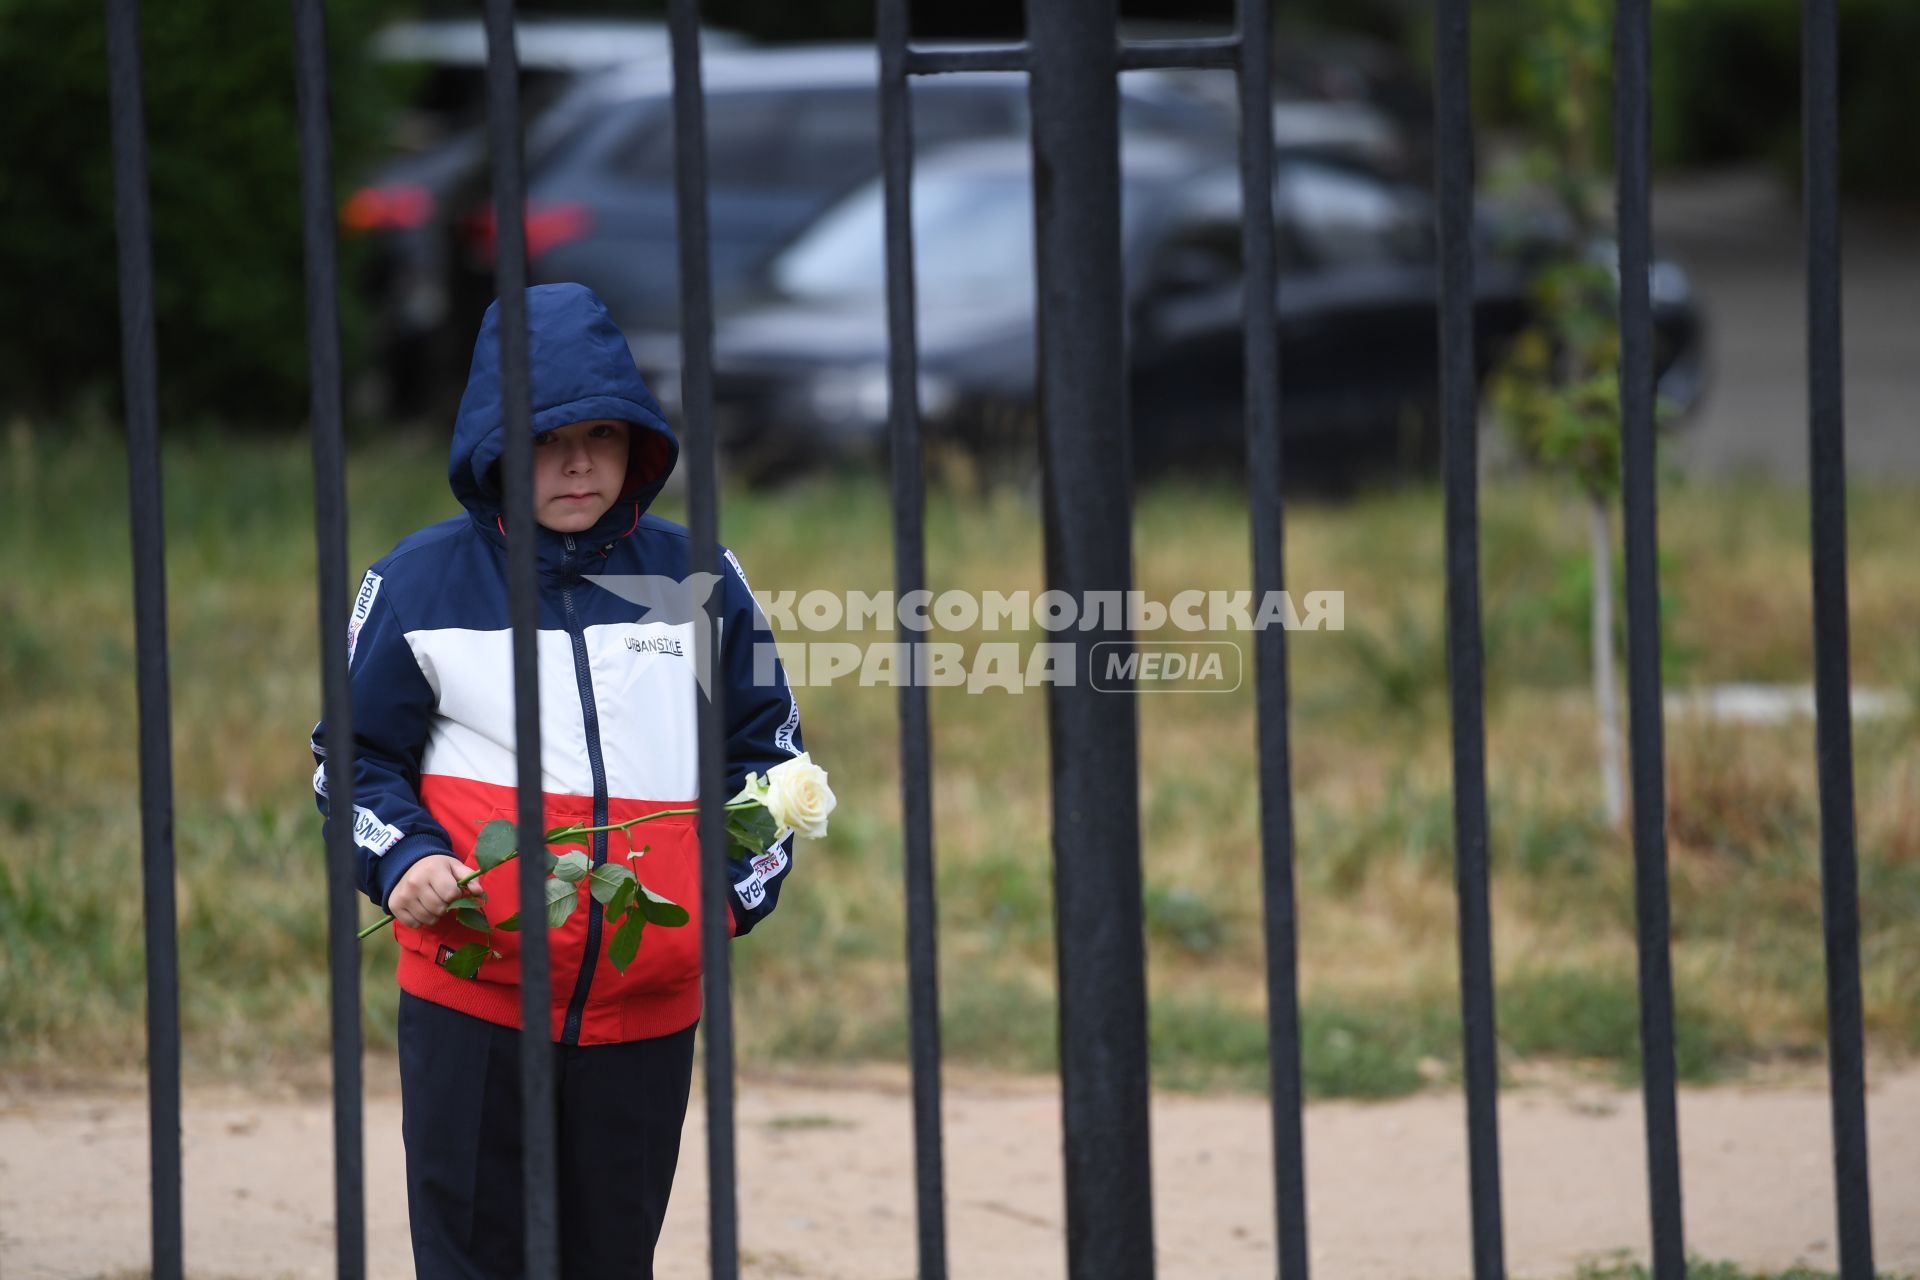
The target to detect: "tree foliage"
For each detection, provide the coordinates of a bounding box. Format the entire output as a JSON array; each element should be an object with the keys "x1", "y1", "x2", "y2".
[
  {"x1": 1474, "y1": 0, "x2": 1920, "y2": 202},
  {"x1": 0, "y1": 0, "x2": 396, "y2": 428}
]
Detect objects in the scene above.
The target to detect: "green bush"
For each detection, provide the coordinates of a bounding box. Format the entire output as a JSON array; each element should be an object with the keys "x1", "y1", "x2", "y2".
[
  {"x1": 0, "y1": 0, "x2": 396, "y2": 428},
  {"x1": 1475, "y1": 0, "x2": 1920, "y2": 203}
]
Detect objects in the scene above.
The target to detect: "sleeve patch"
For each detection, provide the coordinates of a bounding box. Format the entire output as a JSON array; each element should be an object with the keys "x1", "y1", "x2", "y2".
[
  {"x1": 722, "y1": 547, "x2": 750, "y2": 594},
  {"x1": 352, "y1": 804, "x2": 404, "y2": 855},
  {"x1": 733, "y1": 836, "x2": 791, "y2": 911},
  {"x1": 347, "y1": 570, "x2": 383, "y2": 665},
  {"x1": 774, "y1": 692, "x2": 800, "y2": 754}
]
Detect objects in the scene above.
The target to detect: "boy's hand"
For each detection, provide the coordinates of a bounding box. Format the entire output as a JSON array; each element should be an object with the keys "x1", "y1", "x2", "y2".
[{"x1": 389, "y1": 854, "x2": 479, "y2": 929}]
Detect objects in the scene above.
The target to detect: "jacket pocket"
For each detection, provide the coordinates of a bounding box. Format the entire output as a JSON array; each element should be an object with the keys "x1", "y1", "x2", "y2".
[
  {"x1": 395, "y1": 793, "x2": 597, "y2": 992},
  {"x1": 586, "y1": 805, "x2": 709, "y2": 1012},
  {"x1": 468, "y1": 800, "x2": 597, "y2": 977}
]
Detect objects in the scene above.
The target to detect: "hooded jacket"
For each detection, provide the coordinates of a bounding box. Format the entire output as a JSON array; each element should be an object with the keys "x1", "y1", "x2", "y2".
[{"x1": 310, "y1": 283, "x2": 804, "y2": 1046}]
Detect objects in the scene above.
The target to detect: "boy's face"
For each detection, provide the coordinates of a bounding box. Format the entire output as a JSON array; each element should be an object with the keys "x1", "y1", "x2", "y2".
[{"x1": 532, "y1": 418, "x2": 630, "y2": 532}]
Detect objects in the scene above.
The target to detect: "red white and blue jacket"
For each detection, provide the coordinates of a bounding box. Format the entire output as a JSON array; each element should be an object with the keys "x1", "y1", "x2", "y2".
[{"x1": 311, "y1": 283, "x2": 803, "y2": 1046}]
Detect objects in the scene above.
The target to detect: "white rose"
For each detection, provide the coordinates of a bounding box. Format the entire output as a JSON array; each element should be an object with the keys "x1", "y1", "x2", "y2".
[
  {"x1": 759, "y1": 752, "x2": 836, "y2": 840},
  {"x1": 729, "y1": 773, "x2": 769, "y2": 808}
]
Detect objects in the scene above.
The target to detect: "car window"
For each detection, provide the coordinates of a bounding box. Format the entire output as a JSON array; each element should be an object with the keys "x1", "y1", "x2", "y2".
[
  {"x1": 915, "y1": 85, "x2": 1024, "y2": 150},
  {"x1": 528, "y1": 80, "x2": 636, "y2": 176},
  {"x1": 600, "y1": 86, "x2": 1020, "y2": 191},
  {"x1": 729, "y1": 91, "x2": 879, "y2": 190},
  {"x1": 773, "y1": 170, "x2": 1035, "y2": 304},
  {"x1": 378, "y1": 63, "x2": 576, "y2": 157},
  {"x1": 773, "y1": 159, "x2": 1164, "y2": 307},
  {"x1": 1118, "y1": 88, "x2": 1230, "y2": 140}
]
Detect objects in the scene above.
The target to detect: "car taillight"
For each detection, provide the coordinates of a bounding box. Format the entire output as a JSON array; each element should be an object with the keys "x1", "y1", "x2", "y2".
[
  {"x1": 462, "y1": 202, "x2": 593, "y2": 262},
  {"x1": 340, "y1": 183, "x2": 435, "y2": 235}
]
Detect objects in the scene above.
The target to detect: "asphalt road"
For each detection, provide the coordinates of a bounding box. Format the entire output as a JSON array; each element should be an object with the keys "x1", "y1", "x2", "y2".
[{"x1": 1653, "y1": 168, "x2": 1920, "y2": 483}]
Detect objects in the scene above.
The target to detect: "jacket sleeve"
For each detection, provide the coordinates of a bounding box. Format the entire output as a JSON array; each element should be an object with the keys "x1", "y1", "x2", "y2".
[
  {"x1": 716, "y1": 545, "x2": 805, "y2": 936},
  {"x1": 310, "y1": 566, "x2": 456, "y2": 914}
]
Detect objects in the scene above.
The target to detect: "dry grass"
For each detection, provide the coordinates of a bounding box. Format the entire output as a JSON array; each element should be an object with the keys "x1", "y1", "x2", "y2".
[{"x1": 2, "y1": 422, "x2": 1916, "y2": 1097}]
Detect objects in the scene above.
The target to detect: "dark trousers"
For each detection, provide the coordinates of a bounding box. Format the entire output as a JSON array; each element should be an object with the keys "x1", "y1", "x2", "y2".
[{"x1": 397, "y1": 990, "x2": 698, "y2": 1279}]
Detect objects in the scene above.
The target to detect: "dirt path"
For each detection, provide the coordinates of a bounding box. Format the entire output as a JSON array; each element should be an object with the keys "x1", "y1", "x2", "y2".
[{"x1": 2, "y1": 1059, "x2": 1915, "y2": 1279}]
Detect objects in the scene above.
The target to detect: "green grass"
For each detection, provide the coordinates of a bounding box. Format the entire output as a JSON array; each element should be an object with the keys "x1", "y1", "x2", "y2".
[
  {"x1": 1500, "y1": 966, "x2": 1751, "y2": 1083},
  {"x1": 4, "y1": 421, "x2": 1919, "y2": 1099},
  {"x1": 1565, "y1": 1259, "x2": 1912, "y2": 1280}
]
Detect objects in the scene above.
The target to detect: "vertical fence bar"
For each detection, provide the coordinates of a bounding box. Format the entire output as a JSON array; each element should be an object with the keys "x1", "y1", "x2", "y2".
[
  {"x1": 1235, "y1": 1, "x2": 1309, "y2": 1275},
  {"x1": 876, "y1": 4, "x2": 951, "y2": 1277},
  {"x1": 1432, "y1": 1, "x2": 1506, "y2": 1275},
  {"x1": 290, "y1": 2, "x2": 366, "y2": 1276},
  {"x1": 480, "y1": 4, "x2": 562, "y2": 1276},
  {"x1": 1801, "y1": 2, "x2": 1875, "y2": 1274},
  {"x1": 664, "y1": 4, "x2": 740, "y2": 1276},
  {"x1": 103, "y1": 3, "x2": 183, "y2": 1275},
  {"x1": 1026, "y1": 2, "x2": 1154, "y2": 1276},
  {"x1": 1612, "y1": 1, "x2": 1686, "y2": 1275}
]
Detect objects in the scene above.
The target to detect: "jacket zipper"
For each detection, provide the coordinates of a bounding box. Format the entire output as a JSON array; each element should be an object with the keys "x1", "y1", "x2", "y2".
[{"x1": 557, "y1": 533, "x2": 609, "y2": 1046}]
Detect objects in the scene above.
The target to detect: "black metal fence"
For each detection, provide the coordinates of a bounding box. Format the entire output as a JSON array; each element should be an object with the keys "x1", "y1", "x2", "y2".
[{"x1": 104, "y1": 0, "x2": 1875, "y2": 1276}]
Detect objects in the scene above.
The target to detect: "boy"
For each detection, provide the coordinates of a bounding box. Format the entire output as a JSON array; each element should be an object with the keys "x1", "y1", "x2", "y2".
[{"x1": 310, "y1": 282, "x2": 804, "y2": 1278}]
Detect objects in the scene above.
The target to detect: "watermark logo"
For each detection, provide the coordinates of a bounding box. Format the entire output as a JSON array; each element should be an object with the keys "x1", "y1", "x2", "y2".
[
  {"x1": 580, "y1": 577, "x2": 1341, "y2": 694},
  {"x1": 1091, "y1": 641, "x2": 1242, "y2": 693},
  {"x1": 747, "y1": 587, "x2": 1341, "y2": 637}
]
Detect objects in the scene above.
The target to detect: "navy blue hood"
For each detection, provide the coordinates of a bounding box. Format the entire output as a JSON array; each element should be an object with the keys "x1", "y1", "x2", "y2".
[{"x1": 450, "y1": 283, "x2": 679, "y2": 526}]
